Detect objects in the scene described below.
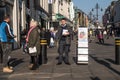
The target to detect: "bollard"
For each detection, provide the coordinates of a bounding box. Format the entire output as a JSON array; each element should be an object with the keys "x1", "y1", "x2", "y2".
[
  {"x1": 115, "y1": 37, "x2": 120, "y2": 65},
  {"x1": 40, "y1": 38, "x2": 48, "y2": 64}
]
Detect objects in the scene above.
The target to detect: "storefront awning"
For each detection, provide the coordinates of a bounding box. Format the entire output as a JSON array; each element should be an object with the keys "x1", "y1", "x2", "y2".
[
  {"x1": 55, "y1": 13, "x2": 65, "y2": 20},
  {"x1": 56, "y1": 13, "x2": 73, "y2": 23}
]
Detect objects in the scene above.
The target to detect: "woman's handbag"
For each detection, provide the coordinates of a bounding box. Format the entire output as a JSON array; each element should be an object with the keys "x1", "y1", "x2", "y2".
[
  {"x1": 24, "y1": 44, "x2": 29, "y2": 53},
  {"x1": 28, "y1": 47, "x2": 37, "y2": 54}
]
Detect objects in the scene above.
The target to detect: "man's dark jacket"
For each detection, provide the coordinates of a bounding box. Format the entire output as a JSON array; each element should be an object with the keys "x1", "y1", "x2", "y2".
[{"x1": 56, "y1": 24, "x2": 72, "y2": 45}]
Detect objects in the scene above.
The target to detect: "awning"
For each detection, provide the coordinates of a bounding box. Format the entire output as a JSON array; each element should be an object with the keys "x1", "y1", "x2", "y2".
[
  {"x1": 55, "y1": 13, "x2": 73, "y2": 24},
  {"x1": 55, "y1": 13, "x2": 65, "y2": 20}
]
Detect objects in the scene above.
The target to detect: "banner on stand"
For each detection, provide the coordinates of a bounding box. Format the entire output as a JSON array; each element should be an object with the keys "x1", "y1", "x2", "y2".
[
  {"x1": 77, "y1": 27, "x2": 88, "y2": 64},
  {"x1": 78, "y1": 28, "x2": 88, "y2": 47}
]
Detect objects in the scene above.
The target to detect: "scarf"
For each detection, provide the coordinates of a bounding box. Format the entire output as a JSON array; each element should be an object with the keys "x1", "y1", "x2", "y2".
[{"x1": 26, "y1": 26, "x2": 36, "y2": 43}]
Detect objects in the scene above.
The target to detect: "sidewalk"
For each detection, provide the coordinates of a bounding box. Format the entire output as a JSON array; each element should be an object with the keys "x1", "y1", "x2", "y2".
[{"x1": 0, "y1": 37, "x2": 120, "y2": 80}]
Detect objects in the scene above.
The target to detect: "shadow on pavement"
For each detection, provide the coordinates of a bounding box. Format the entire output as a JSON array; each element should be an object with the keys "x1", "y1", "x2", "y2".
[
  {"x1": 105, "y1": 59, "x2": 115, "y2": 64},
  {"x1": 95, "y1": 42, "x2": 114, "y2": 46},
  {"x1": 0, "y1": 77, "x2": 8, "y2": 80},
  {"x1": 10, "y1": 58, "x2": 24, "y2": 67},
  {"x1": 90, "y1": 77, "x2": 101, "y2": 80},
  {"x1": 90, "y1": 55, "x2": 120, "y2": 76},
  {"x1": 73, "y1": 57, "x2": 88, "y2": 65},
  {"x1": 56, "y1": 56, "x2": 59, "y2": 60},
  {"x1": 73, "y1": 57, "x2": 77, "y2": 64},
  {"x1": 102, "y1": 43, "x2": 114, "y2": 46}
]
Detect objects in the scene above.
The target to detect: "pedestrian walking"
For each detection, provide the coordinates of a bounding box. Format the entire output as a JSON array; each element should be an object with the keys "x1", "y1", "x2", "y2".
[
  {"x1": 88, "y1": 29, "x2": 93, "y2": 43},
  {"x1": 26, "y1": 20, "x2": 40, "y2": 70},
  {"x1": 56, "y1": 18, "x2": 72, "y2": 65},
  {"x1": 0, "y1": 15, "x2": 16, "y2": 73},
  {"x1": 50, "y1": 29, "x2": 55, "y2": 48},
  {"x1": 20, "y1": 29, "x2": 27, "y2": 54},
  {"x1": 97, "y1": 30, "x2": 104, "y2": 44}
]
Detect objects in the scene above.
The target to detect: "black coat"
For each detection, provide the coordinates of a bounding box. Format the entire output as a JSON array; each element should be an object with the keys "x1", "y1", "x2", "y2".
[{"x1": 56, "y1": 24, "x2": 72, "y2": 45}]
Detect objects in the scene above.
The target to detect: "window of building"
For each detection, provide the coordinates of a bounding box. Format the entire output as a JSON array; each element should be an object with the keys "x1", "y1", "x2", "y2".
[
  {"x1": 65, "y1": 0, "x2": 67, "y2": 2},
  {"x1": 61, "y1": 0, "x2": 63, "y2": 5},
  {"x1": 0, "y1": 8, "x2": 5, "y2": 23},
  {"x1": 68, "y1": 8, "x2": 70, "y2": 12},
  {"x1": 26, "y1": 0, "x2": 30, "y2": 8}
]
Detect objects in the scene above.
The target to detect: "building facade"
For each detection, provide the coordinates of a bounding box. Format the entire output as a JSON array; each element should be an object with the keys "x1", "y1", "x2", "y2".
[
  {"x1": 0, "y1": 0, "x2": 79, "y2": 48},
  {"x1": 51, "y1": 0, "x2": 73, "y2": 29},
  {"x1": 36, "y1": 0, "x2": 49, "y2": 29},
  {"x1": 102, "y1": 0, "x2": 120, "y2": 36},
  {"x1": 0, "y1": 0, "x2": 50, "y2": 48},
  {"x1": 75, "y1": 9, "x2": 89, "y2": 29},
  {"x1": 0, "y1": 0, "x2": 24, "y2": 48},
  {"x1": 102, "y1": 1, "x2": 118, "y2": 29}
]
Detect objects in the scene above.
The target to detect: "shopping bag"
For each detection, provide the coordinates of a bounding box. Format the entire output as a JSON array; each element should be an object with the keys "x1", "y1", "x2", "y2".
[
  {"x1": 29, "y1": 47, "x2": 37, "y2": 54},
  {"x1": 50, "y1": 37, "x2": 54, "y2": 43}
]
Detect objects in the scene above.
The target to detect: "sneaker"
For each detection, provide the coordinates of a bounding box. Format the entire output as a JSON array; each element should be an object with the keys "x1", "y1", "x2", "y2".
[
  {"x1": 3, "y1": 67, "x2": 13, "y2": 73},
  {"x1": 9, "y1": 66, "x2": 13, "y2": 69}
]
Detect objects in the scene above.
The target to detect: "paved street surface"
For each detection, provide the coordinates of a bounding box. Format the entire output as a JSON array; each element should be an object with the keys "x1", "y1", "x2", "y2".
[{"x1": 0, "y1": 37, "x2": 120, "y2": 80}]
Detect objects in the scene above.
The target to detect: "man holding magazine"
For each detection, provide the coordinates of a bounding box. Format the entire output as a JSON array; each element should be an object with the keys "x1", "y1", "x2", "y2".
[{"x1": 56, "y1": 18, "x2": 72, "y2": 65}]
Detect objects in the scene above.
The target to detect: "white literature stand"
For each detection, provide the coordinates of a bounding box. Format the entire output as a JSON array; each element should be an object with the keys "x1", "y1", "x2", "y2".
[{"x1": 77, "y1": 27, "x2": 88, "y2": 64}]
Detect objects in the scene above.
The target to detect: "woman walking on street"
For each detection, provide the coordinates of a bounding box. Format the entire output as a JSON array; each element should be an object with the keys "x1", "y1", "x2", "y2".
[
  {"x1": 26, "y1": 20, "x2": 40, "y2": 70},
  {"x1": 97, "y1": 29, "x2": 104, "y2": 44}
]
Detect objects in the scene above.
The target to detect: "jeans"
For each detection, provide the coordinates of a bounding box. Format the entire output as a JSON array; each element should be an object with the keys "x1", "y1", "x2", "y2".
[
  {"x1": 0, "y1": 43, "x2": 3, "y2": 63},
  {"x1": 58, "y1": 41, "x2": 70, "y2": 63},
  {"x1": 1, "y1": 43, "x2": 12, "y2": 67}
]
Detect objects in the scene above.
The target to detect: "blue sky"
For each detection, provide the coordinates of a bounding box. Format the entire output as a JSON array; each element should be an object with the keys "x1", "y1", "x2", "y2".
[{"x1": 73, "y1": 0, "x2": 114, "y2": 21}]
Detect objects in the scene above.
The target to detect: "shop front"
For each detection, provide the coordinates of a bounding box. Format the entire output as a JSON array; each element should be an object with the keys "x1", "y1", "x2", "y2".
[
  {"x1": 52, "y1": 13, "x2": 73, "y2": 30},
  {"x1": 0, "y1": 1, "x2": 13, "y2": 25},
  {"x1": 36, "y1": 7, "x2": 49, "y2": 29}
]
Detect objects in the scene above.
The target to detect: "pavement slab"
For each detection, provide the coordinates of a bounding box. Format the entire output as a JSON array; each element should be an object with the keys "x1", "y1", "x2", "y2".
[{"x1": 0, "y1": 37, "x2": 120, "y2": 80}]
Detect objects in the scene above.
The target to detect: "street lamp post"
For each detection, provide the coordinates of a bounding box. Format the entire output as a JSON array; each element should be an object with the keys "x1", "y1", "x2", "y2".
[
  {"x1": 92, "y1": 3, "x2": 103, "y2": 21},
  {"x1": 91, "y1": 3, "x2": 103, "y2": 28},
  {"x1": 89, "y1": 11, "x2": 92, "y2": 22},
  {"x1": 96, "y1": 3, "x2": 99, "y2": 20}
]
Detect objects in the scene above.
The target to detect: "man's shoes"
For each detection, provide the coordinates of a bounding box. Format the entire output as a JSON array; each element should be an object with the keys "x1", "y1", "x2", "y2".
[
  {"x1": 29, "y1": 64, "x2": 34, "y2": 69},
  {"x1": 57, "y1": 62, "x2": 62, "y2": 65},
  {"x1": 29, "y1": 64, "x2": 39, "y2": 70},
  {"x1": 3, "y1": 67, "x2": 13, "y2": 73},
  {"x1": 65, "y1": 62, "x2": 71, "y2": 65}
]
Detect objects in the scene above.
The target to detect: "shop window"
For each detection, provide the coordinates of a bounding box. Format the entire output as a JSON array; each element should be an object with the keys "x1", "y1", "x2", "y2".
[
  {"x1": 0, "y1": 0, "x2": 5, "y2": 7},
  {"x1": 61, "y1": 0, "x2": 63, "y2": 5},
  {"x1": 6, "y1": 4, "x2": 13, "y2": 27},
  {"x1": 0, "y1": 8, "x2": 5, "y2": 23},
  {"x1": 26, "y1": 0, "x2": 30, "y2": 8},
  {"x1": 68, "y1": 8, "x2": 70, "y2": 12}
]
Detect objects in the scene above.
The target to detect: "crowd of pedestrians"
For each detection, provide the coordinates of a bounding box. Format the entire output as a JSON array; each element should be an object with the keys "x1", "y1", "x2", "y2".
[
  {"x1": 0, "y1": 16, "x2": 74, "y2": 73},
  {"x1": 88, "y1": 27, "x2": 115, "y2": 44},
  {"x1": 0, "y1": 15, "x2": 116, "y2": 74},
  {"x1": 0, "y1": 15, "x2": 116, "y2": 73}
]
